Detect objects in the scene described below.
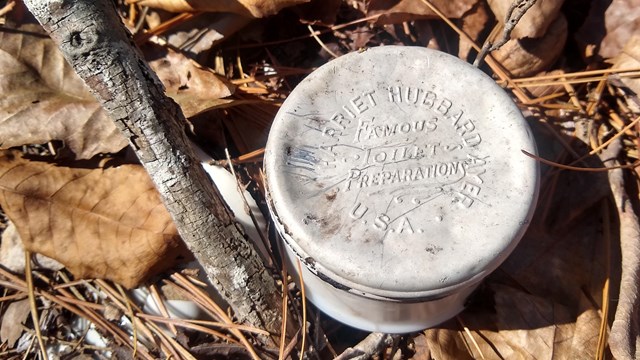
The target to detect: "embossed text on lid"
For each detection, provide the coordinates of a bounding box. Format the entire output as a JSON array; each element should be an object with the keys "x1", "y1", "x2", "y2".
[{"x1": 265, "y1": 46, "x2": 538, "y2": 299}]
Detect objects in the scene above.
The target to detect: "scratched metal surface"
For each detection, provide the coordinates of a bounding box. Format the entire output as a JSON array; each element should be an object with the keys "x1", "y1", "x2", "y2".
[{"x1": 264, "y1": 46, "x2": 539, "y2": 299}]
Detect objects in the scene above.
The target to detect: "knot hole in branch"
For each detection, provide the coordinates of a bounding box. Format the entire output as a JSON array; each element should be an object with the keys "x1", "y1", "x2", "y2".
[
  {"x1": 69, "y1": 31, "x2": 84, "y2": 48},
  {"x1": 68, "y1": 27, "x2": 98, "y2": 50}
]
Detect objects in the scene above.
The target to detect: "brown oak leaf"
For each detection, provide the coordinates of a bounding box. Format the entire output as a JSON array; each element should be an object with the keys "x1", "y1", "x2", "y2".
[
  {"x1": 131, "y1": 0, "x2": 310, "y2": 18},
  {"x1": 0, "y1": 299, "x2": 30, "y2": 348},
  {"x1": 0, "y1": 150, "x2": 191, "y2": 288},
  {"x1": 612, "y1": 35, "x2": 640, "y2": 100},
  {"x1": 367, "y1": 0, "x2": 479, "y2": 24},
  {"x1": 145, "y1": 44, "x2": 235, "y2": 118},
  {"x1": 576, "y1": 0, "x2": 640, "y2": 59},
  {"x1": 423, "y1": 285, "x2": 600, "y2": 359},
  {"x1": 0, "y1": 24, "x2": 128, "y2": 159},
  {"x1": 458, "y1": 1, "x2": 491, "y2": 62},
  {"x1": 487, "y1": 0, "x2": 564, "y2": 39},
  {"x1": 415, "y1": 127, "x2": 609, "y2": 358},
  {"x1": 492, "y1": 14, "x2": 567, "y2": 77}
]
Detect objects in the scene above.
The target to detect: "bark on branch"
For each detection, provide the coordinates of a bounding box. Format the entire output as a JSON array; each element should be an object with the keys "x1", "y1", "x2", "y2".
[
  {"x1": 22, "y1": 0, "x2": 282, "y2": 341},
  {"x1": 604, "y1": 140, "x2": 640, "y2": 360}
]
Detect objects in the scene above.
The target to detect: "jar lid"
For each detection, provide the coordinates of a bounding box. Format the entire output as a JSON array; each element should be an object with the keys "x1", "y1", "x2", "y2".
[{"x1": 265, "y1": 46, "x2": 538, "y2": 300}]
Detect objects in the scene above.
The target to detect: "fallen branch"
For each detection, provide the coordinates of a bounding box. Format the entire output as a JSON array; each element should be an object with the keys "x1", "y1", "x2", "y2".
[
  {"x1": 601, "y1": 139, "x2": 640, "y2": 360},
  {"x1": 22, "y1": 0, "x2": 282, "y2": 343}
]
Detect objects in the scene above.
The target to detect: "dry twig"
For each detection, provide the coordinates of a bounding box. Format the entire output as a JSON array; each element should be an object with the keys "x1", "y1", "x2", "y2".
[
  {"x1": 474, "y1": 0, "x2": 539, "y2": 67},
  {"x1": 23, "y1": 0, "x2": 282, "y2": 344},
  {"x1": 604, "y1": 139, "x2": 640, "y2": 360},
  {"x1": 335, "y1": 333, "x2": 399, "y2": 360}
]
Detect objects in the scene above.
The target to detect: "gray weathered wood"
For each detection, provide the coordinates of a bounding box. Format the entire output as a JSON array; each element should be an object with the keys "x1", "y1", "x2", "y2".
[
  {"x1": 22, "y1": 0, "x2": 282, "y2": 341},
  {"x1": 604, "y1": 139, "x2": 640, "y2": 360}
]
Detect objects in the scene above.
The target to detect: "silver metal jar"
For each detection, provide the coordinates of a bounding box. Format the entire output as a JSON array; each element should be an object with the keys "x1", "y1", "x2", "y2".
[{"x1": 264, "y1": 46, "x2": 539, "y2": 333}]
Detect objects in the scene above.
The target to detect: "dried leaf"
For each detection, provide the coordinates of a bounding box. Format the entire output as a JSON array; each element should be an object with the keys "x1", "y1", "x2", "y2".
[
  {"x1": 0, "y1": 24, "x2": 127, "y2": 159},
  {"x1": 133, "y1": 0, "x2": 310, "y2": 18},
  {"x1": 367, "y1": 0, "x2": 479, "y2": 24},
  {"x1": 0, "y1": 221, "x2": 64, "y2": 273},
  {"x1": 163, "y1": 13, "x2": 251, "y2": 57},
  {"x1": 295, "y1": 0, "x2": 342, "y2": 26},
  {"x1": 0, "y1": 24, "x2": 234, "y2": 158},
  {"x1": 146, "y1": 44, "x2": 235, "y2": 118},
  {"x1": 413, "y1": 20, "x2": 440, "y2": 49},
  {"x1": 423, "y1": 324, "x2": 474, "y2": 360},
  {"x1": 499, "y1": 287, "x2": 594, "y2": 358},
  {"x1": 0, "y1": 299, "x2": 30, "y2": 348},
  {"x1": 0, "y1": 150, "x2": 192, "y2": 288},
  {"x1": 487, "y1": 0, "x2": 564, "y2": 39},
  {"x1": 343, "y1": 26, "x2": 377, "y2": 51},
  {"x1": 526, "y1": 70, "x2": 565, "y2": 99},
  {"x1": 612, "y1": 35, "x2": 640, "y2": 97},
  {"x1": 491, "y1": 14, "x2": 567, "y2": 77},
  {"x1": 424, "y1": 286, "x2": 600, "y2": 359},
  {"x1": 458, "y1": 1, "x2": 491, "y2": 61},
  {"x1": 420, "y1": 125, "x2": 609, "y2": 357},
  {"x1": 412, "y1": 333, "x2": 432, "y2": 360},
  {"x1": 222, "y1": 101, "x2": 278, "y2": 153},
  {"x1": 576, "y1": 0, "x2": 640, "y2": 59}
]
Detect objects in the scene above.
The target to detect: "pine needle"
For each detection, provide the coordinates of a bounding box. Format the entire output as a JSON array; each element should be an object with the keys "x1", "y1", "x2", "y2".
[
  {"x1": 24, "y1": 251, "x2": 48, "y2": 360},
  {"x1": 596, "y1": 200, "x2": 611, "y2": 360},
  {"x1": 523, "y1": 92, "x2": 566, "y2": 105},
  {"x1": 0, "y1": 0, "x2": 15, "y2": 17},
  {"x1": 296, "y1": 259, "x2": 307, "y2": 359},
  {"x1": 278, "y1": 265, "x2": 289, "y2": 360},
  {"x1": 522, "y1": 150, "x2": 640, "y2": 172},
  {"x1": 457, "y1": 316, "x2": 485, "y2": 359},
  {"x1": 509, "y1": 67, "x2": 640, "y2": 83},
  {"x1": 148, "y1": 284, "x2": 176, "y2": 335},
  {"x1": 237, "y1": 148, "x2": 266, "y2": 163},
  {"x1": 170, "y1": 273, "x2": 262, "y2": 360},
  {"x1": 133, "y1": 12, "x2": 199, "y2": 45},
  {"x1": 507, "y1": 72, "x2": 640, "y2": 88},
  {"x1": 137, "y1": 313, "x2": 270, "y2": 335},
  {"x1": 308, "y1": 24, "x2": 339, "y2": 58},
  {"x1": 117, "y1": 283, "x2": 140, "y2": 358}
]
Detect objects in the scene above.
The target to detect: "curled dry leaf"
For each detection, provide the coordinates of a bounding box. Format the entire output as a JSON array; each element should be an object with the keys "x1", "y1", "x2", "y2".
[
  {"x1": 367, "y1": 0, "x2": 479, "y2": 24},
  {"x1": 145, "y1": 44, "x2": 235, "y2": 118},
  {"x1": 0, "y1": 299, "x2": 30, "y2": 349},
  {"x1": 0, "y1": 24, "x2": 127, "y2": 159},
  {"x1": 163, "y1": 13, "x2": 251, "y2": 57},
  {"x1": 576, "y1": 0, "x2": 640, "y2": 59},
  {"x1": 0, "y1": 150, "x2": 192, "y2": 288},
  {"x1": 491, "y1": 14, "x2": 567, "y2": 77},
  {"x1": 612, "y1": 35, "x2": 640, "y2": 97},
  {"x1": 132, "y1": 0, "x2": 310, "y2": 18},
  {"x1": 487, "y1": 0, "x2": 564, "y2": 39},
  {"x1": 458, "y1": 1, "x2": 491, "y2": 62}
]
